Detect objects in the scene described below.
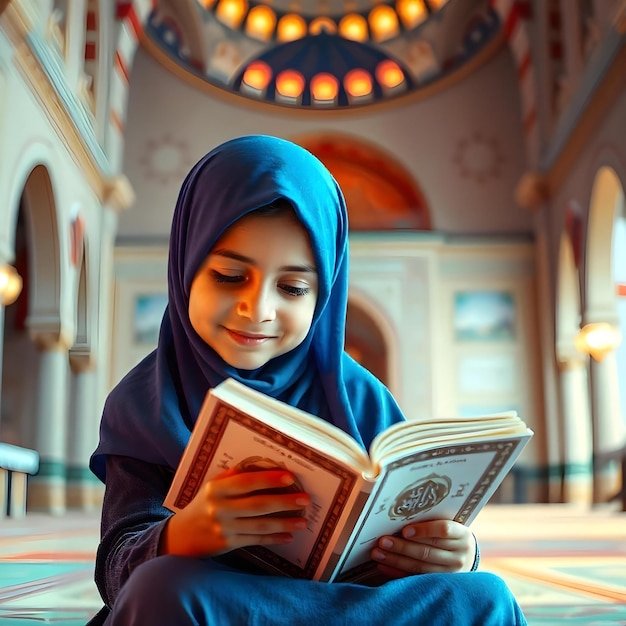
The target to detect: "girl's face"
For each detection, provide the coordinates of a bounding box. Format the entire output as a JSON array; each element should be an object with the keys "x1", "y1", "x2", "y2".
[{"x1": 189, "y1": 210, "x2": 318, "y2": 370}]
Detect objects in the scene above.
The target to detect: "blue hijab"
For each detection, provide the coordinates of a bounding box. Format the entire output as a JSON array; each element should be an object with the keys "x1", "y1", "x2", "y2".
[{"x1": 91, "y1": 135, "x2": 405, "y2": 482}]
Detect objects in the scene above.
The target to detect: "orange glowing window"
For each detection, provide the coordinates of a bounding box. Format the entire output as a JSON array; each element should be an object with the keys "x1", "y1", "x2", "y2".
[
  {"x1": 242, "y1": 61, "x2": 272, "y2": 90},
  {"x1": 311, "y1": 73, "x2": 339, "y2": 100},
  {"x1": 376, "y1": 60, "x2": 404, "y2": 88},
  {"x1": 215, "y1": 0, "x2": 248, "y2": 29},
  {"x1": 338, "y1": 14, "x2": 368, "y2": 41},
  {"x1": 309, "y1": 17, "x2": 337, "y2": 35},
  {"x1": 369, "y1": 5, "x2": 400, "y2": 42},
  {"x1": 277, "y1": 14, "x2": 307, "y2": 42},
  {"x1": 245, "y1": 6, "x2": 276, "y2": 41},
  {"x1": 395, "y1": 0, "x2": 427, "y2": 29},
  {"x1": 276, "y1": 70, "x2": 305, "y2": 98},
  {"x1": 344, "y1": 68, "x2": 373, "y2": 97}
]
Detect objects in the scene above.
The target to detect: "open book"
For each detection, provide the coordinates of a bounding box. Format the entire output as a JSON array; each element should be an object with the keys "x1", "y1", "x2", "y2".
[{"x1": 164, "y1": 378, "x2": 533, "y2": 582}]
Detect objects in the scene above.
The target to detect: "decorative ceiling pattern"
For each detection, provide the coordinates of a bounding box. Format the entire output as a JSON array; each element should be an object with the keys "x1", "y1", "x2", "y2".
[{"x1": 144, "y1": 0, "x2": 502, "y2": 109}]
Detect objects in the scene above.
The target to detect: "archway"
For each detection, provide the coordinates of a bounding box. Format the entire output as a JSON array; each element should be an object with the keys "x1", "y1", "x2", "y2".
[
  {"x1": 345, "y1": 288, "x2": 399, "y2": 393},
  {"x1": 20, "y1": 165, "x2": 63, "y2": 340},
  {"x1": 346, "y1": 300, "x2": 389, "y2": 387},
  {"x1": 0, "y1": 206, "x2": 31, "y2": 447},
  {"x1": 295, "y1": 133, "x2": 430, "y2": 231}
]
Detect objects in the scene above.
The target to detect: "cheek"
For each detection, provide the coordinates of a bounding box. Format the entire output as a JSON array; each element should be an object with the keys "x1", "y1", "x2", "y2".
[
  {"x1": 296, "y1": 302, "x2": 316, "y2": 336},
  {"x1": 188, "y1": 299, "x2": 202, "y2": 333},
  {"x1": 188, "y1": 289, "x2": 216, "y2": 329}
]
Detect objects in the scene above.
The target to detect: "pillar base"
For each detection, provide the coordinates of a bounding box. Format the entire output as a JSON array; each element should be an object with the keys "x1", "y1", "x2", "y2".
[{"x1": 27, "y1": 478, "x2": 66, "y2": 514}]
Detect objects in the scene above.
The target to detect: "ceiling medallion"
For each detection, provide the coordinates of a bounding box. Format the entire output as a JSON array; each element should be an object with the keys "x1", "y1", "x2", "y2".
[
  {"x1": 452, "y1": 132, "x2": 506, "y2": 184},
  {"x1": 139, "y1": 135, "x2": 194, "y2": 184},
  {"x1": 146, "y1": 0, "x2": 501, "y2": 109}
]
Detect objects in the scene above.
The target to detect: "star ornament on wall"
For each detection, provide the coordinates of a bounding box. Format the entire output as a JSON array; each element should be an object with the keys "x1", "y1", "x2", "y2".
[
  {"x1": 140, "y1": 135, "x2": 194, "y2": 185},
  {"x1": 452, "y1": 132, "x2": 506, "y2": 184}
]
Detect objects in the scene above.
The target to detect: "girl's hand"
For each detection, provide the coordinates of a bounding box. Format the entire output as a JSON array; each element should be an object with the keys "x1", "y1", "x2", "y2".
[
  {"x1": 370, "y1": 520, "x2": 476, "y2": 577},
  {"x1": 161, "y1": 469, "x2": 310, "y2": 557}
]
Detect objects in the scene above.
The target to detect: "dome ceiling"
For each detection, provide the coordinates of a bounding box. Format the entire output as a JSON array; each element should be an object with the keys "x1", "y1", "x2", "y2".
[{"x1": 144, "y1": 0, "x2": 502, "y2": 109}]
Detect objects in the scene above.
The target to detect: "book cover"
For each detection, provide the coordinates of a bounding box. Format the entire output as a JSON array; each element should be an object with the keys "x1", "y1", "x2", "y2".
[{"x1": 164, "y1": 378, "x2": 533, "y2": 581}]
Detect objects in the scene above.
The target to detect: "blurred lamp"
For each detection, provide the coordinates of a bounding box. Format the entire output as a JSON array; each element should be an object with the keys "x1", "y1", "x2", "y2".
[
  {"x1": 277, "y1": 14, "x2": 307, "y2": 42},
  {"x1": 339, "y1": 14, "x2": 369, "y2": 42},
  {"x1": 0, "y1": 264, "x2": 22, "y2": 306},
  {"x1": 216, "y1": 0, "x2": 247, "y2": 29},
  {"x1": 574, "y1": 322, "x2": 622, "y2": 361},
  {"x1": 245, "y1": 5, "x2": 276, "y2": 41}
]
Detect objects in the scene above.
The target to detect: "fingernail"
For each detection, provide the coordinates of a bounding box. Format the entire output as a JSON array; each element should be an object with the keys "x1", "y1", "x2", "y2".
[
  {"x1": 380, "y1": 538, "x2": 393, "y2": 549},
  {"x1": 372, "y1": 549, "x2": 386, "y2": 561},
  {"x1": 404, "y1": 527, "x2": 415, "y2": 538},
  {"x1": 281, "y1": 473, "x2": 295, "y2": 485},
  {"x1": 296, "y1": 497, "x2": 310, "y2": 506}
]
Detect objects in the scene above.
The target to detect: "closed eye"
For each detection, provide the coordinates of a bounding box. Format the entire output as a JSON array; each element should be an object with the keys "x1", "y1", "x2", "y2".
[
  {"x1": 210, "y1": 270, "x2": 245, "y2": 284},
  {"x1": 280, "y1": 284, "x2": 310, "y2": 297}
]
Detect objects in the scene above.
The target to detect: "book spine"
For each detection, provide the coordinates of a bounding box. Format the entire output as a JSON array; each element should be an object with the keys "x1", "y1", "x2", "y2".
[{"x1": 317, "y1": 482, "x2": 374, "y2": 581}]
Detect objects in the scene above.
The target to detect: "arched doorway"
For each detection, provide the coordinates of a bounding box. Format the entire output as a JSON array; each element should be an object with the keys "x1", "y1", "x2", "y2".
[
  {"x1": 0, "y1": 206, "x2": 32, "y2": 447},
  {"x1": 346, "y1": 300, "x2": 389, "y2": 387}
]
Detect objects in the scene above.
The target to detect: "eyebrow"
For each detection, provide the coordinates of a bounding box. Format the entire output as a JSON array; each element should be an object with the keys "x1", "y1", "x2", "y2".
[{"x1": 210, "y1": 248, "x2": 317, "y2": 274}]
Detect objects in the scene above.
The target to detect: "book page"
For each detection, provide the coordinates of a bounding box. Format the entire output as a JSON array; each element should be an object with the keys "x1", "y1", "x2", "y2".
[
  {"x1": 165, "y1": 401, "x2": 367, "y2": 579},
  {"x1": 334, "y1": 434, "x2": 531, "y2": 581},
  {"x1": 370, "y1": 413, "x2": 523, "y2": 459},
  {"x1": 215, "y1": 378, "x2": 371, "y2": 469}
]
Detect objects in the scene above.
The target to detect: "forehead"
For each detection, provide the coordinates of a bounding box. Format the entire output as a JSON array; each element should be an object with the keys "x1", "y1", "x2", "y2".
[{"x1": 213, "y1": 210, "x2": 316, "y2": 262}]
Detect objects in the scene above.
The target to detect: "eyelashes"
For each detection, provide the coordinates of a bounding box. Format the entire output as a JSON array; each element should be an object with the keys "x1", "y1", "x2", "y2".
[
  {"x1": 281, "y1": 285, "x2": 310, "y2": 297},
  {"x1": 209, "y1": 270, "x2": 311, "y2": 297},
  {"x1": 210, "y1": 270, "x2": 243, "y2": 284}
]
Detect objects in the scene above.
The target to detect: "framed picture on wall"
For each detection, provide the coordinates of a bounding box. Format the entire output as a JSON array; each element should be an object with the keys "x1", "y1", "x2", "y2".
[
  {"x1": 133, "y1": 293, "x2": 168, "y2": 344},
  {"x1": 110, "y1": 247, "x2": 169, "y2": 387},
  {"x1": 453, "y1": 290, "x2": 516, "y2": 341}
]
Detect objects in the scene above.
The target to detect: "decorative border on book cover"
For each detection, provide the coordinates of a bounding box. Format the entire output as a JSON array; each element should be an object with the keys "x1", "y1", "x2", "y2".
[
  {"x1": 336, "y1": 438, "x2": 522, "y2": 582},
  {"x1": 173, "y1": 402, "x2": 360, "y2": 578},
  {"x1": 384, "y1": 439, "x2": 521, "y2": 524}
]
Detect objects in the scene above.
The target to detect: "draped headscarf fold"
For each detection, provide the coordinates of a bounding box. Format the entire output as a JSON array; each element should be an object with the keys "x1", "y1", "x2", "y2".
[{"x1": 91, "y1": 135, "x2": 405, "y2": 482}]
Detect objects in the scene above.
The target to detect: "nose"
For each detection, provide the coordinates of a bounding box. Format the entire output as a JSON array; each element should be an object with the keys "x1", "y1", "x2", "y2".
[{"x1": 236, "y1": 282, "x2": 276, "y2": 323}]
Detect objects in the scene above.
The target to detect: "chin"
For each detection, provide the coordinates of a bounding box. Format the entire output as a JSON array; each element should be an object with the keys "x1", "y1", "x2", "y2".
[{"x1": 226, "y1": 355, "x2": 272, "y2": 371}]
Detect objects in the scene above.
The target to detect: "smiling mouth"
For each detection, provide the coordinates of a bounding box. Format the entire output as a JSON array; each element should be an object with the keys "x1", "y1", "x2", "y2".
[{"x1": 226, "y1": 329, "x2": 275, "y2": 346}]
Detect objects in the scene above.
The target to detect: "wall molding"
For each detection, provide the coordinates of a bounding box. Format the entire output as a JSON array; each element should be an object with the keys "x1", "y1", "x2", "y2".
[{"x1": 1, "y1": 3, "x2": 134, "y2": 209}]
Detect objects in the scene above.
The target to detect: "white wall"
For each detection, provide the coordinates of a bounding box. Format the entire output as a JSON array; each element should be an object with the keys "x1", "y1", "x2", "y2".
[{"x1": 117, "y1": 44, "x2": 532, "y2": 241}]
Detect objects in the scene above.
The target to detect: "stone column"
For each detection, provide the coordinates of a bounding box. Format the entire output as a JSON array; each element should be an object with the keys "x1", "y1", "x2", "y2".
[
  {"x1": 589, "y1": 351, "x2": 625, "y2": 502},
  {"x1": 558, "y1": 357, "x2": 593, "y2": 503},
  {"x1": 66, "y1": 360, "x2": 100, "y2": 509},
  {"x1": 27, "y1": 339, "x2": 70, "y2": 514}
]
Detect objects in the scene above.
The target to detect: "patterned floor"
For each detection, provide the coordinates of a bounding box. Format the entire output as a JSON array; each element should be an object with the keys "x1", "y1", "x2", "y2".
[
  {"x1": 0, "y1": 504, "x2": 624, "y2": 625},
  {"x1": 473, "y1": 504, "x2": 626, "y2": 625}
]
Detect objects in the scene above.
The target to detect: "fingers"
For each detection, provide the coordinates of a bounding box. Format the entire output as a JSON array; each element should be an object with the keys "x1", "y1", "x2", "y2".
[
  {"x1": 403, "y1": 519, "x2": 465, "y2": 542},
  {"x1": 222, "y1": 492, "x2": 310, "y2": 523},
  {"x1": 205, "y1": 470, "x2": 310, "y2": 520},
  {"x1": 372, "y1": 536, "x2": 458, "y2": 572},
  {"x1": 225, "y1": 515, "x2": 308, "y2": 548},
  {"x1": 200, "y1": 470, "x2": 310, "y2": 550},
  {"x1": 208, "y1": 469, "x2": 298, "y2": 499},
  {"x1": 371, "y1": 520, "x2": 474, "y2": 575}
]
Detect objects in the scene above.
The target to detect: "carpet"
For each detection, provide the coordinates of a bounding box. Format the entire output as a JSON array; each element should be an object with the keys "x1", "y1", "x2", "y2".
[{"x1": 0, "y1": 504, "x2": 624, "y2": 625}]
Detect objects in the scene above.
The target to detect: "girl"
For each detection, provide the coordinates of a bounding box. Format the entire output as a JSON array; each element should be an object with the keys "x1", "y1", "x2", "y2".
[{"x1": 89, "y1": 135, "x2": 527, "y2": 625}]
